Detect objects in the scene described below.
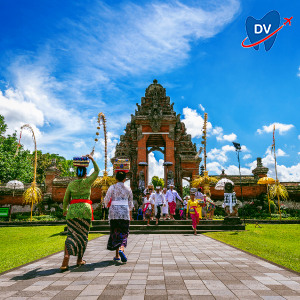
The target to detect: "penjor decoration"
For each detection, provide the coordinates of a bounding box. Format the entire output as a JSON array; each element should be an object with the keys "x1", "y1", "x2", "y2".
[
  {"x1": 16, "y1": 125, "x2": 43, "y2": 222},
  {"x1": 268, "y1": 125, "x2": 288, "y2": 220},
  {"x1": 91, "y1": 113, "x2": 116, "y2": 199},
  {"x1": 192, "y1": 113, "x2": 217, "y2": 195}
]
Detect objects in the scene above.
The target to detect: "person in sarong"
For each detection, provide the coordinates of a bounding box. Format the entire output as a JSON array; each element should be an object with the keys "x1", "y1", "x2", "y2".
[
  {"x1": 166, "y1": 184, "x2": 182, "y2": 220},
  {"x1": 142, "y1": 189, "x2": 154, "y2": 226},
  {"x1": 206, "y1": 195, "x2": 215, "y2": 220},
  {"x1": 186, "y1": 191, "x2": 199, "y2": 235},
  {"x1": 161, "y1": 187, "x2": 169, "y2": 220},
  {"x1": 104, "y1": 159, "x2": 133, "y2": 262},
  {"x1": 194, "y1": 187, "x2": 205, "y2": 220},
  {"x1": 183, "y1": 196, "x2": 189, "y2": 220},
  {"x1": 60, "y1": 154, "x2": 100, "y2": 271},
  {"x1": 151, "y1": 186, "x2": 165, "y2": 225}
]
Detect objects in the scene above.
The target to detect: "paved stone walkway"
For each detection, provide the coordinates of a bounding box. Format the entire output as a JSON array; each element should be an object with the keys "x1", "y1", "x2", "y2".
[{"x1": 1, "y1": 234, "x2": 300, "y2": 300}]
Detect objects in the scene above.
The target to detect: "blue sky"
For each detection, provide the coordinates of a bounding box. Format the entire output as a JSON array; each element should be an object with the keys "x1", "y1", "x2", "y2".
[{"x1": 1, "y1": 0, "x2": 300, "y2": 182}]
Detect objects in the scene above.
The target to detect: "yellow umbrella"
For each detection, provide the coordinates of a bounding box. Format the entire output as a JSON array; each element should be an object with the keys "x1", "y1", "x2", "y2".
[{"x1": 257, "y1": 177, "x2": 275, "y2": 215}]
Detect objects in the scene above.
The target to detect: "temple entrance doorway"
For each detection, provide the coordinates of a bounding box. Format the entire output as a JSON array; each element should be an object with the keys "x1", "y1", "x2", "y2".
[{"x1": 147, "y1": 149, "x2": 165, "y2": 187}]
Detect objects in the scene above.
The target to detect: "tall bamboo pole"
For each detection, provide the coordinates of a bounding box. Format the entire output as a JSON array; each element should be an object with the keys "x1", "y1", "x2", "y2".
[{"x1": 272, "y1": 125, "x2": 281, "y2": 220}]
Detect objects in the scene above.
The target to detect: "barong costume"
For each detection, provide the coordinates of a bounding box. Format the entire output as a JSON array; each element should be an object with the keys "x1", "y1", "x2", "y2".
[
  {"x1": 166, "y1": 188, "x2": 182, "y2": 215},
  {"x1": 63, "y1": 158, "x2": 100, "y2": 257}
]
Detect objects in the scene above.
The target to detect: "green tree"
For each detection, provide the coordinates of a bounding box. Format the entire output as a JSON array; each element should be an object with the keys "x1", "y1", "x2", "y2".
[
  {"x1": 182, "y1": 185, "x2": 190, "y2": 197},
  {"x1": 0, "y1": 116, "x2": 34, "y2": 183},
  {"x1": 151, "y1": 176, "x2": 164, "y2": 189}
]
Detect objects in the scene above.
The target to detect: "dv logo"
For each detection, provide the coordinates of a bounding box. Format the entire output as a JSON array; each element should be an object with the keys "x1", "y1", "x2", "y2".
[{"x1": 242, "y1": 10, "x2": 293, "y2": 51}]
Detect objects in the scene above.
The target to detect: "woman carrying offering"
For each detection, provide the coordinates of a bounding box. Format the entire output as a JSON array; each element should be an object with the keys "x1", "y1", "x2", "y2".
[
  {"x1": 142, "y1": 189, "x2": 154, "y2": 226},
  {"x1": 206, "y1": 193, "x2": 215, "y2": 220},
  {"x1": 60, "y1": 154, "x2": 100, "y2": 271},
  {"x1": 186, "y1": 191, "x2": 199, "y2": 235},
  {"x1": 104, "y1": 159, "x2": 133, "y2": 262}
]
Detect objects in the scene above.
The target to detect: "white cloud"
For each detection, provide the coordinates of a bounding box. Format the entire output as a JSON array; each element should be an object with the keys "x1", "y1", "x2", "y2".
[
  {"x1": 216, "y1": 133, "x2": 237, "y2": 142},
  {"x1": 257, "y1": 122, "x2": 294, "y2": 135},
  {"x1": 181, "y1": 107, "x2": 212, "y2": 138},
  {"x1": 199, "y1": 104, "x2": 205, "y2": 111},
  {"x1": 297, "y1": 66, "x2": 300, "y2": 77},
  {"x1": 207, "y1": 144, "x2": 248, "y2": 164},
  {"x1": 243, "y1": 154, "x2": 252, "y2": 160},
  {"x1": 212, "y1": 126, "x2": 223, "y2": 136},
  {"x1": 277, "y1": 149, "x2": 288, "y2": 157},
  {"x1": 148, "y1": 152, "x2": 164, "y2": 181},
  {"x1": 73, "y1": 140, "x2": 86, "y2": 149},
  {"x1": 298, "y1": 135, "x2": 300, "y2": 140},
  {"x1": 60, "y1": 0, "x2": 240, "y2": 79}
]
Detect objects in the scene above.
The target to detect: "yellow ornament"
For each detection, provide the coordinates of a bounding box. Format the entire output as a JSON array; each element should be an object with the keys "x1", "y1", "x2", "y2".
[
  {"x1": 95, "y1": 138, "x2": 98, "y2": 141},
  {"x1": 97, "y1": 126, "x2": 100, "y2": 129},
  {"x1": 96, "y1": 132, "x2": 99, "y2": 136}
]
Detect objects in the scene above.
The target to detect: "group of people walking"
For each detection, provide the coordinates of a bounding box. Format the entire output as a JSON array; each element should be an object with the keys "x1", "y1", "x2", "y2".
[
  {"x1": 142, "y1": 184, "x2": 182, "y2": 225},
  {"x1": 60, "y1": 155, "x2": 215, "y2": 270}
]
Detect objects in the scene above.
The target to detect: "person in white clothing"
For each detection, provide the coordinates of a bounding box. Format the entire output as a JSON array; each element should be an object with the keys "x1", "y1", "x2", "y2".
[
  {"x1": 161, "y1": 187, "x2": 169, "y2": 220},
  {"x1": 165, "y1": 184, "x2": 182, "y2": 220},
  {"x1": 183, "y1": 196, "x2": 189, "y2": 220},
  {"x1": 142, "y1": 190, "x2": 154, "y2": 226},
  {"x1": 150, "y1": 186, "x2": 165, "y2": 225}
]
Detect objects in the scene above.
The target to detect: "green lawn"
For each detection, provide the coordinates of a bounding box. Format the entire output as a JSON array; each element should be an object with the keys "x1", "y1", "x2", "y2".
[
  {"x1": 0, "y1": 226, "x2": 103, "y2": 273},
  {"x1": 204, "y1": 224, "x2": 300, "y2": 273}
]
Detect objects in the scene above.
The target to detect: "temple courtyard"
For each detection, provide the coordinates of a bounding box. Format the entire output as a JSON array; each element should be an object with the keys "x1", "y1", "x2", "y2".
[{"x1": 1, "y1": 234, "x2": 300, "y2": 300}]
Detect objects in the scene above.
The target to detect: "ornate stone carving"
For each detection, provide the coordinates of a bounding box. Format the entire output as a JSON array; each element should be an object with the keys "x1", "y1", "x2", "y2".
[{"x1": 111, "y1": 79, "x2": 201, "y2": 196}]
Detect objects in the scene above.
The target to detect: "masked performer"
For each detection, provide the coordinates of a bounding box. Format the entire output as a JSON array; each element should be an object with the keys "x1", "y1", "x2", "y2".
[
  {"x1": 223, "y1": 182, "x2": 238, "y2": 216},
  {"x1": 60, "y1": 154, "x2": 100, "y2": 271},
  {"x1": 104, "y1": 159, "x2": 133, "y2": 262}
]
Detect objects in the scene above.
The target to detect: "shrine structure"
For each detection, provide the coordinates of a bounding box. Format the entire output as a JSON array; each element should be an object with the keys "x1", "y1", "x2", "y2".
[{"x1": 111, "y1": 79, "x2": 201, "y2": 198}]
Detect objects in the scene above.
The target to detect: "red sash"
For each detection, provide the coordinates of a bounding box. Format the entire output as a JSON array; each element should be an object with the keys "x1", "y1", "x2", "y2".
[
  {"x1": 143, "y1": 202, "x2": 150, "y2": 212},
  {"x1": 70, "y1": 199, "x2": 94, "y2": 220}
]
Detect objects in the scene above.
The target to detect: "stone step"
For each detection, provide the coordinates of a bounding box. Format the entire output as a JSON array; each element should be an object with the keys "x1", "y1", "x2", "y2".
[{"x1": 91, "y1": 220, "x2": 221, "y2": 225}]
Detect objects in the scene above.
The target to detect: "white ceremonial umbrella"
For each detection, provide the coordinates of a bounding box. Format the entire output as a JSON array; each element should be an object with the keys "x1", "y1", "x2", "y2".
[
  {"x1": 6, "y1": 180, "x2": 24, "y2": 195},
  {"x1": 6, "y1": 180, "x2": 24, "y2": 220},
  {"x1": 214, "y1": 178, "x2": 234, "y2": 190}
]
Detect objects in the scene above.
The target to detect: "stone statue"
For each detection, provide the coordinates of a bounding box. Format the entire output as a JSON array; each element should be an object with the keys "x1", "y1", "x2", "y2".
[{"x1": 223, "y1": 182, "x2": 239, "y2": 216}]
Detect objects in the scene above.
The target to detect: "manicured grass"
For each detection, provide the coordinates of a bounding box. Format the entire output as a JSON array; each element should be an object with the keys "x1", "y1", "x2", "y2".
[
  {"x1": 204, "y1": 224, "x2": 300, "y2": 273},
  {"x1": 0, "y1": 226, "x2": 103, "y2": 273}
]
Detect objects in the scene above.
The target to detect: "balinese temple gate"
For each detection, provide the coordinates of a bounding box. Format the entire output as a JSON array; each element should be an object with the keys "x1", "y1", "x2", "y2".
[{"x1": 111, "y1": 79, "x2": 201, "y2": 200}]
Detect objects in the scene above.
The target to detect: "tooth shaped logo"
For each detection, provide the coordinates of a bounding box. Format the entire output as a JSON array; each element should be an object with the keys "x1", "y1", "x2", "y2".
[{"x1": 245, "y1": 10, "x2": 280, "y2": 51}]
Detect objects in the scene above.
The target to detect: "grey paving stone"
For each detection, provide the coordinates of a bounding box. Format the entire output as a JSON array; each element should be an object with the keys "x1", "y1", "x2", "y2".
[{"x1": 3, "y1": 234, "x2": 300, "y2": 300}]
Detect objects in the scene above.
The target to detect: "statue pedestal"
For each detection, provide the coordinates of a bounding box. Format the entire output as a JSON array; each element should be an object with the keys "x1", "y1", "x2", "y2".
[{"x1": 223, "y1": 216, "x2": 242, "y2": 225}]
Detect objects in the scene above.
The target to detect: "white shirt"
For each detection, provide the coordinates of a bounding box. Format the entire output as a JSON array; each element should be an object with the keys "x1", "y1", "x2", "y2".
[
  {"x1": 183, "y1": 199, "x2": 188, "y2": 209},
  {"x1": 150, "y1": 192, "x2": 165, "y2": 206},
  {"x1": 104, "y1": 182, "x2": 133, "y2": 221},
  {"x1": 166, "y1": 189, "x2": 182, "y2": 203},
  {"x1": 144, "y1": 197, "x2": 154, "y2": 205}
]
